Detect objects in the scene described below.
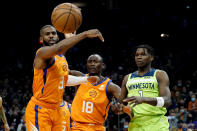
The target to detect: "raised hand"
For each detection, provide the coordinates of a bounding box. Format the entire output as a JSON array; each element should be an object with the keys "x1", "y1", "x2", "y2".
[
  {"x1": 84, "y1": 29, "x2": 104, "y2": 42},
  {"x1": 64, "y1": 31, "x2": 76, "y2": 38}
]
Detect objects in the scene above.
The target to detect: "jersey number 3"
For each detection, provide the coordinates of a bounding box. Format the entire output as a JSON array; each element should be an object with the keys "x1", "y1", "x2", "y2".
[{"x1": 82, "y1": 100, "x2": 93, "y2": 113}]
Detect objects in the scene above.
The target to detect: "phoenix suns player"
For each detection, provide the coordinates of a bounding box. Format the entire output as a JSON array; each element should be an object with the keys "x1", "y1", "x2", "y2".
[
  {"x1": 25, "y1": 25, "x2": 104, "y2": 131},
  {"x1": 120, "y1": 44, "x2": 171, "y2": 131},
  {"x1": 69, "y1": 54, "x2": 122, "y2": 131}
]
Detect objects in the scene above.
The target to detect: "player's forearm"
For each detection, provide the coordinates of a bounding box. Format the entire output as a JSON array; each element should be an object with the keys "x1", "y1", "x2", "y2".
[
  {"x1": 142, "y1": 97, "x2": 157, "y2": 106},
  {"x1": 142, "y1": 96, "x2": 171, "y2": 108},
  {"x1": 66, "y1": 75, "x2": 88, "y2": 86},
  {"x1": 55, "y1": 31, "x2": 87, "y2": 54},
  {"x1": 0, "y1": 106, "x2": 8, "y2": 125},
  {"x1": 118, "y1": 95, "x2": 127, "y2": 105}
]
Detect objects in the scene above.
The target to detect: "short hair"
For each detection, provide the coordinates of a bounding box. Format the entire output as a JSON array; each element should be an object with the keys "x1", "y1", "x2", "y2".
[
  {"x1": 40, "y1": 25, "x2": 54, "y2": 36},
  {"x1": 88, "y1": 54, "x2": 103, "y2": 63},
  {"x1": 135, "y1": 44, "x2": 155, "y2": 56}
]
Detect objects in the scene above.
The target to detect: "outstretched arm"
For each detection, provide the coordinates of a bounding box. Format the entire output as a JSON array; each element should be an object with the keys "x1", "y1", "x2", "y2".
[
  {"x1": 107, "y1": 82, "x2": 121, "y2": 101},
  {"x1": 37, "y1": 29, "x2": 104, "y2": 60},
  {"x1": 0, "y1": 97, "x2": 10, "y2": 131},
  {"x1": 34, "y1": 29, "x2": 104, "y2": 69},
  {"x1": 123, "y1": 70, "x2": 171, "y2": 108},
  {"x1": 108, "y1": 81, "x2": 133, "y2": 118},
  {"x1": 107, "y1": 82, "x2": 121, "y2": 114},
  {"x1": 66, "y1": 75, "x2": 99, "y2": 86}
]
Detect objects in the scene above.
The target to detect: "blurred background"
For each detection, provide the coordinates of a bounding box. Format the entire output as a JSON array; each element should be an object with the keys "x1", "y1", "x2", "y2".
[{"x1": 1, "y1": 0, "x2": 197, "y2": 130}]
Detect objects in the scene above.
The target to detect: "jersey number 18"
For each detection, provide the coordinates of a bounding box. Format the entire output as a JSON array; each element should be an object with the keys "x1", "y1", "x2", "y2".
[{"x1": 82, "y1": 100, "x2": 93, "y2": 113}]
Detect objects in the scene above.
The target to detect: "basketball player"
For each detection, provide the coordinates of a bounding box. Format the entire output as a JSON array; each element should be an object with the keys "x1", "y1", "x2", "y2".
[
  {"x1": 0, "y1": 96, "x2": 10, "y2": 131},
  {"x1": 119, "y1": 44, "x2": 171, "y2": 131},
  {"x1": 69, "y1": 54, "x2": 122, "y2": 131},
  {"x1": 60, "y1": 100, "x2": 71, "y2": 131},
  {"x1": 25, "y1": 25, "x2": 104, "y2": 131}
]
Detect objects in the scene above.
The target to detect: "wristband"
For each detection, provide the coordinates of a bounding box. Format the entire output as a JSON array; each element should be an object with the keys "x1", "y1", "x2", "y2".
[{"x1": 156, "y1": 97, "x2": 164, "y2": 107}]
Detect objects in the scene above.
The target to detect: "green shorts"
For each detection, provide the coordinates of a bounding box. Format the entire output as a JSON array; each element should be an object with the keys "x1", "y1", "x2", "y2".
[{"x1": 128, "y1": 115, "x2": 169, "y2": 131}]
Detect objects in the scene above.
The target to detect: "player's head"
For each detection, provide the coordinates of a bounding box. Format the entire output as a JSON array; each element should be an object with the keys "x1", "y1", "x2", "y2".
[
  {"x1": 39, "y1": 25, "x2": 59, "y2": 46},
  {"x1": 135, "y1": 44, "x2": 154, "y2": 68},
  {"x1": 87, "y1": 54, "x2": 104, "y2": 76}
]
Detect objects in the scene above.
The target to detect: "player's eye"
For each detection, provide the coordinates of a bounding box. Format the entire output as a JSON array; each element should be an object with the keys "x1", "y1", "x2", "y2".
[
  {"x1": 52, "y1": 32, "x2": 57, "y2": 35},
  {"x1": 45, "y1": 32, "x2": 50, "y2": 35}
]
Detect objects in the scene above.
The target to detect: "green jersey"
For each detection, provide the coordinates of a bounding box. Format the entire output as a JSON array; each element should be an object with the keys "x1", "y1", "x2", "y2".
[{"x1": 126, "y1": 68, "x2": 167, "y2": 118}]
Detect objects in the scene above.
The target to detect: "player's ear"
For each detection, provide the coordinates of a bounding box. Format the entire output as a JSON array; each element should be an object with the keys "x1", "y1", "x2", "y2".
[
  {"x1": 39, "y1": 37, "x2": 43, "y2": 44},
  {"x1": 102, "y1": 63, "x2": 105, "y2": 70},
  {"x1": 150, "y1": 56, "x2": 154, "y2": 62}
]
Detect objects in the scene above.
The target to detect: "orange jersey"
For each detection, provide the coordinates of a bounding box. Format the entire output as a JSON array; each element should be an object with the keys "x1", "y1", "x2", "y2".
[
  {"x1": 71, "y1": 77, "x2": 112, "y2": 125},
  {"x1": 60, "y1": 101, "x2": 71, "y2": 131},
  {"x1": 32, "y1": 54, "x2": 69, "y2": 108}
]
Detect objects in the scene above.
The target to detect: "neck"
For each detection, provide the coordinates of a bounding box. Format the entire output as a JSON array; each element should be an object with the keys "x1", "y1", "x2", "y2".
[
  {"x1": 88, "y1": 73, "x2": 105, "y2": 83},
  {"x1": 138, "y1": 64, "x2": 152, "y2": 76},
  {"x1": 89, "y1": 72, "x2": 101, "y2": 77}
]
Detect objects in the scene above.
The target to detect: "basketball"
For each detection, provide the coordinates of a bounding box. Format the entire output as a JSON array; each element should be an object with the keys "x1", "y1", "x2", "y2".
[{"x1": 51, "y1": 3, "x2": 82, "y2": 33}]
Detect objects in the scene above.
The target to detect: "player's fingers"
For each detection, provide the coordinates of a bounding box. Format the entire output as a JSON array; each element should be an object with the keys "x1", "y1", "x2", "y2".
[
  {"x1": 98, "y1": 33, "x2": 104, "y2": 42},
  {"x1": 123, "y1": 97, "x2": 135, "y2": 102},
  {"x1": 131, "y1": 103, "x2": 137, "y2": 108}
]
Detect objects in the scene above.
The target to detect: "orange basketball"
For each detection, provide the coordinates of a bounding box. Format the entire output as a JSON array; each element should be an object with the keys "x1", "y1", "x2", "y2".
[{"x1": 51, "y1": 3, "x2": 82, "y2": 33}]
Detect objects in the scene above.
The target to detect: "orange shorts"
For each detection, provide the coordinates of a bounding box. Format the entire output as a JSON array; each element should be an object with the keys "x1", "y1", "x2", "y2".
[
  {"x1": 72, "y1": 122, "x2": 105, "y2": 131},
  {"x1": 25, "y1": 98, "x2": 64, "y2": 131}
]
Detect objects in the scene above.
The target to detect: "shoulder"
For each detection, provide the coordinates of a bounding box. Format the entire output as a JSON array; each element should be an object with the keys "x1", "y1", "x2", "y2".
[
  {"x1": 108, "y1": 81, "x2": 120, "y2": 89},
  {"x1": 124, "y1": 74, "x2": 130, "y2": 79},
  {"x1": 36, "y1": 48, "x2": 42, "y2": 54},
  {"x1": 123, "y1": 74, "x2": 130, "y2": 83},
  {"x1": 155, "y1": 69, "x2": 169, "y2": 82},
  {"x1": 155, "y1": 69, "x2": 168, "y2": 77}
]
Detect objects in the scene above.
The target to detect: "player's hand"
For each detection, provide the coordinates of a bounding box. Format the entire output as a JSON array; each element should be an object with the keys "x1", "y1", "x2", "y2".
[
  {"x1": 85, "y1": 29, "x2": 104, "y2": 42},
  {"x1": 111, "y1": 102, "x2": 124, "y2": 115},
  {"x1": 87, "y1": 76, "x2": 100, "y2": 84},
  {"x1": 122, "y1": 105, "x2": 134, "y2": 119},
  {"x1": 4, "y1": 123, "x2": 10, "y2": 131},
  {"x1": 64, "y1": 31, "x2": 76, "y2": 38},
  {"x1": 123, "y1": 96, "x2": 143, "y2": 107}
]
